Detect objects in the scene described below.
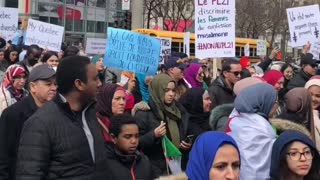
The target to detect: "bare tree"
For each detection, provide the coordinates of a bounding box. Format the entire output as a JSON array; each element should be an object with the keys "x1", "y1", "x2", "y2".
[{"x1": 143, "y1": 0, "x2": 163, "y2": 29}]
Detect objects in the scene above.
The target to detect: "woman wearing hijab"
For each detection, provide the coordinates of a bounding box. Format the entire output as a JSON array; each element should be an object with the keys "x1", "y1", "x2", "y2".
[
  {"x1": 183, "y1": 63, "x2": 207, "y2": 89},
  {"x1": 91, "y1": 55, "x2": 105, "y2": 83},
  {"x1": 134, "y1": 74, "x2": 190, "y2": 178},
  {"x1": 179, "y1": 88, "x2": 212, "y2": 138},
  {"x1": 278, "y1": 88, "x2": 313, "y2": 132},
  {"x1": 96, "y1": 83, "x2": 126, "y2": 142},
  {"x1": 0, "y1": 64, "x2": 28, "y2": 114},
  {"x1": 263, "y1": 70, "x2": 284, "y2": 91},
  {"x1": 270, "y1": 130, "x2": 320, "y2": 180},
  {"x1": 305, "y1": 78, "x2": 320, "y2": 150},
  {"x1": 226, "y1": 83, "x2": 278, "y2": 180}
]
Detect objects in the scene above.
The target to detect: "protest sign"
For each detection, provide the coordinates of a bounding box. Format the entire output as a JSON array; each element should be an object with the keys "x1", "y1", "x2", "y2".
[
  {"x1": 0, "y1": 7, "x2": 18, "y2": 41},
  {"x1": 104, "y1": 28, "x2": 161, "y2": 75},
  {"x1": 25, "y1": 19, "x2": 64, "y2": 52},
  {"x1": 85, "y1": 38, "x2": 106, "y2": 54},
  {"x1": 156, "y1": 37, "x2": 171, "y2": 64},
  {"x1": 287, "y1": 5, "x2": 320, "y2": 47},
  {"x1": 310, "y1": 41, "x2": 320, "y2": 60},
  {"x1": 257, "y1": 40, "x2": 267, "y2": 56},
  {"x1": 195, "y1": 0, "x2": 235, "y2": 58},
  {"x1": 184, "y1": 32, "x2": 190, "y2": 57},
  {"x1": 122, "y1": 0, "x2": 130, "y2": 10},
  {"x1": 244, "y1": 43, "x2": 250, "y2": 56}
]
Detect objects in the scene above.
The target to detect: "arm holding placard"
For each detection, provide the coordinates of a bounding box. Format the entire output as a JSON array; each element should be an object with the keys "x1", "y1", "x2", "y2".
[{"x1": 258, "y1": 47, "x2": 280, "y2": 72}]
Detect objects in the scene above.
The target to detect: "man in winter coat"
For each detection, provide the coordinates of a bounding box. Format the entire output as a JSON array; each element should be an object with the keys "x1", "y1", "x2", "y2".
[
  {"x1": 15, "y1": 56, "x2": 107, "y2": 180},
  {"x1": 208, "y1": 60, "x2": 241, "y2": 108},
  {"x1": 105, "y1": 114, "x2": 153, "y2": 180},
  {"x1": 18, "y1": 45, "x2": 41, "y2": 76},
  {"x1": 0, "y1": 64, "x2": 56, "y2": 180}
]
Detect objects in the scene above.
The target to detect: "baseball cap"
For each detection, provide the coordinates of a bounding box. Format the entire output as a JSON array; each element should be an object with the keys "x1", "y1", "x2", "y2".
[
  {"x1": 29, "y1": 64, "x2": 56, "y2": 82},
  {"x1": 301, "y1": 53, "x2": 317, "y2": 67},
  {"x1": 165, "y1": 56, "x2": 188, "y2": 70}
]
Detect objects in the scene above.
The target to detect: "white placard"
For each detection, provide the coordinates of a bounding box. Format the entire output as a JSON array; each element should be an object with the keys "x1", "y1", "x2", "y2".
[
  {"x1": 25, "y1": 19, "x2": 64, "y2": 52},
  {"x1": 310, "y1": 41, "x2": 320, "y2": 60},
  {"x1": 287, "y1": 5, "x2": 320, "y2": 47},
  {"x1": 122, "y1": 0, "x2": 130, "y2": 10},
  {"x1": 0, "y1": 7, "x2": 18, "y2": 41},
  {"x1": 257, "y1": 40, "x2": 267, "y2": 56},
  {"x1": 184, "y1": 32, "x2": 190, "y2": 57},
  {"x1": 244, "y1": 43, "x2": 250, "y2": 56},
  {"x1": 195, "y1": 0, "x2": 235, "y2": 58},
  {"x1": 85, "y1": 38, "x2": 106, "y2": 54},
  {"x1": 156, "y1": 37, "x2": 172, "y2": 64}
]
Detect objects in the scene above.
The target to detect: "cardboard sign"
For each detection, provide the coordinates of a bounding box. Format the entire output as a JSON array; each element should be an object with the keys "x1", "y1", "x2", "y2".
[
  {"x1": 85, "y1": 38, "x2": 106, "y2": 54},
  {"x1": 25, "y1": 19, "x2": 64, "y2": 52},
  {"x1": 156, "y1": 37, "x2": 172, "y2": 64},
  {"x1": 287, "y1": 5, "x2": 320, "y2": 47},
  {"x1": 257, "y1": 40, "x2": 267, "y2": 56},
  {"x1": 104, "y1": 28, "x2": 160, "y2": 75},
  {"x1": 195, "y1": 0, "x2": 236, "y2": 58},
  {"x1": 0, "y1": 7, "x2": 18, "y2": 41}
]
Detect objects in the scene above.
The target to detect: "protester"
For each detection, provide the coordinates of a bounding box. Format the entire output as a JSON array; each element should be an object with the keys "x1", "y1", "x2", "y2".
[
  {"x1": 186, "y1": 132, "x2": 240, "y2": 180},
  {"x1": 0, "y1": 64, "x2": 28, "y2": 114},
  {"x1": 227, "y1": 83, "x2": 277, "y2": 180},
  {"x1": 287, "y1": 53, "x2": 317, "y2": 90},
  {"x1": 134, "y1": 74, "x2": 190, "y2": 178},
  {"x1": 3, "y1": 45, "x2": 19, "y2": 69},
  {"x1": 0, "y1": 49, "x2": 6, "y2": 81},
  {"x1": 240, "y1": 68, "x2": 251, "y2": 79},
  {"x1": 96, "y1": 83, "x2": 126, "y2": 142},
  {"x1": 249, "y1": 65, "x2": 264, "y2": 77},
  {"x1": 208, "y1": 60, "x2": 241, "y2": 108},
  {"x1": 41, "y1": 51, "x2": 59, "y2": 69},
  {"x1": 179, "y1": 88, "x2": 212, "y2": 138},
  {"x1": 0, "y1": 64, "x2": 56, "y2": 180},
  {"x1": 280, "y1": 63, "x2": 294, "y2": 83},
  {"x1": 278, "y1": 88, "x2": 313, "y2": 131},
  {"x1": 258, "y1": 47, "x2": 281, "y2": 71},
  {"x1": 305, "y1": 78, "x2": 320, "y2": 150},
  {"x1": 121, "y1": 71, "x2": 136, "y2": 113},
  {"x1": 0, "y1": 49, "x2": 4, "y2": 62},
  {"x1": 15, "y1": 55, "x2": 108, "y2": 179},
  {"x1": 263, "y1": 70, "x2": 284, "y2": 91},
  {"x1": 239, "y1": 56, "x2": 250, "y2": 69},
  {"x1": 91, "y1": 55, "x2": 105, "y2": 83},
  {"x1": 18, "y1": 44, "x2": 41, "y2": 75},
  {"x1": 183, "y1": 63, "x2": 207, "y2": 89},
  {"x1": 270, "y1": 130, "x2": 320, "y2": 180},
  {"x1": 105, "y1": 114, "x2": 153, "y2": 179},
  {"x1": 62, "y1": 45, "x2": 79, "y2": 58}
]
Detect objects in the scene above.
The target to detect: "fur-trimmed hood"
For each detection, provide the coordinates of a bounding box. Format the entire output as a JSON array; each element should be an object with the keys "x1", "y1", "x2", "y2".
[
  {"x1": 156, "y1": 173, "x2": 188, "y2": 180},
  {"x1": 209, "y1": 103, "x2": 234, "y2": 129},
  {"x1": 270, "y1": 118, "x2": 312, "y2": 139}
]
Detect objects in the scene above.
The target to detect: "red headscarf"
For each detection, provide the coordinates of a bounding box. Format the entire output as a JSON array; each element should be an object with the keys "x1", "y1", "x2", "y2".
[
  {"x1": 2, "y1": 64, "x2": 25, "y2": 88},
  {"x1": 239, "y1": 56, "x2": 250, "y2": 69},
  {"x1": 262, "y1": 70, "x2": 284, "y2": 86}
]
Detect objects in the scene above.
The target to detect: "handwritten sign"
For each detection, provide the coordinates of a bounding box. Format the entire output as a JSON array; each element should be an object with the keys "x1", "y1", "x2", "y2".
[
  {"x1": 257, "y1": 40, "x2": 267, "y2": 56},
  {"x1": 156, "y1": 37, "x2": 171, "y2": 64},
  {"x1": 25, "y1": 19, "x2": 64, "y2": 52},
  {"x1": 85, "y1": 38, "x2": 106, "y2": 54},
  {"x1": 195, "y1": 0, "x2": 235, "y2": 58},
  {"x1": 310, "y1": 41, "x2": 320, "y2": 60},
  {"x1": 0, "y1": 7, "x2": 18, "y2": 41},
  {"x1": 287, "y1": 5, "x2": 320, "y2": 47},
  {"x1": 244, "y1": 43, "x2": 250, "y2": 56},
  {"x1": 184, "y1": 32, "x2": 190, "y2": 57},
  {"x1": 104, "y1": 28, "x2": 160, "y2": 75}
]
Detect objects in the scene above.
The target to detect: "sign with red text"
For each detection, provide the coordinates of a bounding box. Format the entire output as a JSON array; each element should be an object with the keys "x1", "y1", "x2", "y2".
[
  {"x1": 287, "y1": 5, "x2": 320, "y2": 47},
  {"x1": 195, "y1": 0, "x2": 235, "y2": 58},
  {"x1": 25, "y1": 19, "x2": 64, "y2": 52}
]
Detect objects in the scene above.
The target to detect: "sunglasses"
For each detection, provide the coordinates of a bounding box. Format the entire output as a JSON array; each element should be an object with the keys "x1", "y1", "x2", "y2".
[{"x1": 228, "y1": 71, "x2": 241, "y2": 76}]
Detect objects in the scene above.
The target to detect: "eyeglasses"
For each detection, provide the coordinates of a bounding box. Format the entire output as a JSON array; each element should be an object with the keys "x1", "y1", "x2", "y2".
[
  {"x1": 228, "y1": 71, "x2": 241, "y2": 76},
  {"x1": 287, "y1": 150, "x2": 313, "y2": 161}
]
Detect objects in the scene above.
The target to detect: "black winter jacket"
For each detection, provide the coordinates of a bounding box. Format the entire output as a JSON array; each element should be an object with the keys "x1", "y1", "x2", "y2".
[
  {"x1": 15, "y1": 96, "x2": 108, "y2": 180},
  {"x1": 104, "y1": 144, "x2": 153, "y2": 180},
  {"x1": 208, "y1": 76, "x2": 235, "y2": 109},
  {"x1": 134, "y1": 99, "x2": 189, "y2": 178},
  {"x1": 286, "y1": 70, "x2": 311, "y2": 91},
  {"x1": 0, "y1": 95, "x2": 38, "y2": 180}
]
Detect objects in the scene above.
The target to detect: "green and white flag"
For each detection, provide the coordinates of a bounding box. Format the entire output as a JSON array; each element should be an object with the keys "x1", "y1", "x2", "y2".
[{"x1": 162, "y1": 135, "x2": 182, "y2": 175}]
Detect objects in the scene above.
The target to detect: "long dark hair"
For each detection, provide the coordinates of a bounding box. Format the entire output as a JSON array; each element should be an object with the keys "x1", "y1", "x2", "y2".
[
  {"x1": 4, "y1": 45, "x2": 19, "y2": 64},
  {"x1": 277, "y1": 143, "x2": 320, "y2": 180},
  {"x1": 41, "y1": 51, "x2": 58, "y2": 63}
]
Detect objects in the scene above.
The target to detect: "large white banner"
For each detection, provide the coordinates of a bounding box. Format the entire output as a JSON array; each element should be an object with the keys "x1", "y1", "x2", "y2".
[
  {"x1": 25, "y1": 19, "x2": 64, "y2": 52},
  {"x1": 257, "y1": 40, "x2": 267, "y2": 56},
  {"x1": 287, "y1": 5, "x2": 320, "y2": 47},
  {"x1": 85, "y1": 38, "x2": 107, "y2": 54},
  {"x1": 183, "y1": 32, "x2": 190, "y2": 57},
  {"x1": 156, "y1": 37, "x2": 172, "y2": 64},
  {"x1": 0, "y1": 7, "x2": 18, "y2": 41},
  {"x1": 195, "y1": 0, "x2": 235, "y2": 58}
]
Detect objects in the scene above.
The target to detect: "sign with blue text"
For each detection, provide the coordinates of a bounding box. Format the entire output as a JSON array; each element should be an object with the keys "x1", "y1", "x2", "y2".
[{"x1": 104, "y1": 28, "x2": 161, "y2": 75}]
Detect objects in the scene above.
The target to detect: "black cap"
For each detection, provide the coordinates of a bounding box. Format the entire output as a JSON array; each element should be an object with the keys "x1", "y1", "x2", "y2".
[
  {"x1": 301, "y1": 53, "x2": 317, "y2": 66},
  {"x1": 165, "y1": 56, "x2": 188, "y2": 70},
  {"x1": 29, "y1": 64, "x2": 56, "y2": 82}
]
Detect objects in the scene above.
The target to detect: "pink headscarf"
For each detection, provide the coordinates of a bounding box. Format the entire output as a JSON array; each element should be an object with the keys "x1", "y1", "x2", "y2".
[
  {"x1": 262, "y1": 70, "x2": 284, "y2": 86},
  {"x1": 184, "y1": 63, "x2": 202, "y2": 88}
]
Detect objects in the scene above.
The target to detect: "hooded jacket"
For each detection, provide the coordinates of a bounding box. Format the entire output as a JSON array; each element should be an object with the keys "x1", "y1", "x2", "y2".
[
  {"x1": 287, "y1": 70, "x2": 311, "y2": 91},
  {"x1": 209, "y1": 103, "x2": 234, "y2": 132},
  {"x1": 208, "y1": 76, "x2": 235, "y2": 109}
]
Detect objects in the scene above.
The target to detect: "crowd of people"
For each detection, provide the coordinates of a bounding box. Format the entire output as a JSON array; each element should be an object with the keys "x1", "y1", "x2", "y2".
[{"x1": 0, "y1": 39, "x2": 319, "y2": 180}]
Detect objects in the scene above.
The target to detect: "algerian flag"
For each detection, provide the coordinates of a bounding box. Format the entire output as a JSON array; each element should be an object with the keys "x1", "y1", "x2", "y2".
[{"x1": 162, "y1": 135, "x2": 182, "y2": 175}]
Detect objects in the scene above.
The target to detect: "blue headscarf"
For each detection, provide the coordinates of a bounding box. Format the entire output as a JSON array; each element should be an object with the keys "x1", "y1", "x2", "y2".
[
  {"x1": 186, "y1": 132, "x2": 240, "y2": 180},
  {"x1": 234, "y1": 83, "x2": 277, "y2": 119},
  {"x1": 270, "y1": 130, "x2": 320, "y2": 180}
]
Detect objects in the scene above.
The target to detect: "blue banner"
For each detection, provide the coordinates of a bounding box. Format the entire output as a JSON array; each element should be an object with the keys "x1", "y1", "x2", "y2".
[{"x1": 104, "y1": 28, "x2": 161, "y2": 75}]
